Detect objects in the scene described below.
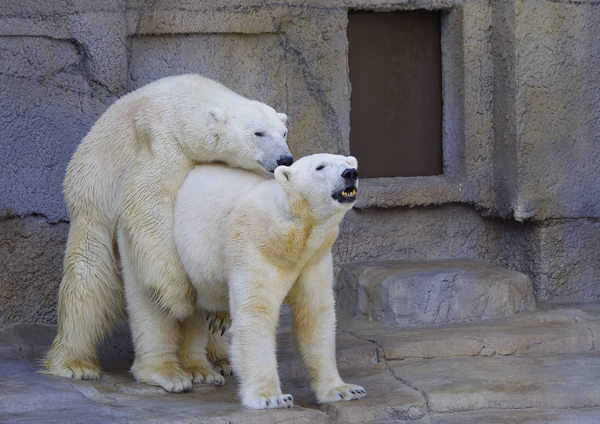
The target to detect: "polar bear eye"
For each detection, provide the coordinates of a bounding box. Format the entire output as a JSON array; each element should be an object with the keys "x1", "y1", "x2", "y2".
[
  {"x1": 254, "y1": 131, "x2": 265, "y2": 137},
  {"x1": 316, "y1": 165, "x2": 325, "y2": 171}
]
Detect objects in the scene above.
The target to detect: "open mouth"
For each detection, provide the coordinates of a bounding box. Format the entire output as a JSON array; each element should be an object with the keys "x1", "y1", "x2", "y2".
[{"x1": 333, "y1": 186, "x2": 357, "y2": 203}]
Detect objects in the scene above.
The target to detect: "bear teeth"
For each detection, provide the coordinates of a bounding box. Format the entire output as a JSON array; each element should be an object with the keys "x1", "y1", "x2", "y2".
[{"x1": 343, "y1": 188, "x2": 356, "y2": 197}]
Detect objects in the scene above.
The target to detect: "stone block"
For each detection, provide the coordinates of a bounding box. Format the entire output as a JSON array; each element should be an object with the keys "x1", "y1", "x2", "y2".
[
  {"x1": 533, "y1": 219, "x2": 600, "y2": 301},
  {"x1": 320, "y1": 367, "x2": 426, "y2": 423},
  {"x1": 335, "y1": 258, "x2": 535, "y2": 327},
  {"x1": 389, "y1": 351, "x2": 600, "y2": 414},
  {"x1": 511, "y1": 1, "x2": 600, "y2": 221},
  {"x1": 0, "y1": 216, "x2": 68, "y2": 325},
  {"x1": 337, "y1": 302, "x2": 595, "y2": 361},
  {"x1": 430, "y1": 407, "x2": 600, "y2": 424}
]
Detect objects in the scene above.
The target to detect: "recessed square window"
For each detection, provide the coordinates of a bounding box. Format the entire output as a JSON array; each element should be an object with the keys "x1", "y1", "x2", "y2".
[{"x1": 348, "y1": 10, "x2": 443, "y2": 178}]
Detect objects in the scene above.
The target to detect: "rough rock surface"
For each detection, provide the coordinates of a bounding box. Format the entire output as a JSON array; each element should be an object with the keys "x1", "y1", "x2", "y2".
[
  {"x1": 389, "y1": 352, "x2": 600, "y2": 414},
  {"x1": 2, "y1": 0, "x2": 600, "y2": 326},
  {"x1": 0, "y1": 216, "x2": 68, "y2": 325},
  {"x1": 2, "y1": 303, "x2": 600, "y2": 423},
  {"x1": 336, "y1": 259, "x2": 536, "y2": 327},
  {"x1": 342, "y1": 302, "x2": 597, "y2": 360}
]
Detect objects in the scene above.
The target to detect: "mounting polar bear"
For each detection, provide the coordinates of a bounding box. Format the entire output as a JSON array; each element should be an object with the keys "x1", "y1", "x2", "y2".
[
  {"x1": 43, "y1": 74, "x2": 292, "y2": 382},
  {"x1": 130, "y1": 153, "x2": 366, "y2": 409}
]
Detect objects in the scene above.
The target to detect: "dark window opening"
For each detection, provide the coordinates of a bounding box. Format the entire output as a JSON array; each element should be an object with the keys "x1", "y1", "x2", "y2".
[{"x1": 348, "y1": 10, "x2": 443, "y2": 178}]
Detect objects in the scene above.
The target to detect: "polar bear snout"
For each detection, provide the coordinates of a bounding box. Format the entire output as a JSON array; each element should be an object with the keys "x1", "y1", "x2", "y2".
[
  {"x1": 276, "y1": 155, "x2": 294, "y2": 167},
  {"x1": 259, "y1": 144, "x2": 293, "y2": 173},
  {"x1": 333, "y1": 168, "x2": 358, "y2": 203},
  {"x1": 342, "y1": 168, "x2": 358, "y2": 182}
]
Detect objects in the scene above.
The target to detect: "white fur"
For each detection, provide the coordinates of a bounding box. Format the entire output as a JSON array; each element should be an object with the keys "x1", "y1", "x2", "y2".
[
  {"x1": 166, "y1": 153, "x2": 365, "y2": 408},
  {"x1": 43, "y1": 74, "x2": 290, "y2": 384}
]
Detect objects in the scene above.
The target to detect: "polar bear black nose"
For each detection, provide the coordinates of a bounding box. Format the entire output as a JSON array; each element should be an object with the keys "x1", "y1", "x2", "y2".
[
  {"x1": 342, "y1": 168, "x2": 358, "y2": 182},
  {"x1": 277, "y1": 155, "x2": 294, "y2": 167}
]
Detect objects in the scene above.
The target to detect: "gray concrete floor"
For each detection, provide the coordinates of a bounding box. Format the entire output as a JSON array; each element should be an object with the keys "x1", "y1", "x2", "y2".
[{"x1": 2, "y1": 302, "x2": 600, "y2": 423}]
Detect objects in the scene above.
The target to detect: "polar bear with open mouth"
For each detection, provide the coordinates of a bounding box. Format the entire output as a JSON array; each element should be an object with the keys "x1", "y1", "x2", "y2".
[{"x1": 123, "y1": 153, "x2": 366, "y2": 408}]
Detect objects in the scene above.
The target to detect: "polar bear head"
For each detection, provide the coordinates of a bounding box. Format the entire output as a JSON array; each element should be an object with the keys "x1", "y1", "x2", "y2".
[
  {"x1": 274, "y1": 153, "x2": 359, "y2": 218},
  {"x1": 208, "y1": 101, "x2": 292, "y2": 175}
]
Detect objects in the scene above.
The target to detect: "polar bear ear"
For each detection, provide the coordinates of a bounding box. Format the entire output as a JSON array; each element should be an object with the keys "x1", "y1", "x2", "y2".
[
  {"x1": 346, "y1": 156, "x2": 358, "y2": 169},
  {"x1": 274, "y1": 165, "x2": 293, "y2": 186},
  {"x1": 208, "y1": 107, "x2": 227, "y2": 125},
  {"x1": 277, "y1": 113, "x2": 288, "y2": 124}
]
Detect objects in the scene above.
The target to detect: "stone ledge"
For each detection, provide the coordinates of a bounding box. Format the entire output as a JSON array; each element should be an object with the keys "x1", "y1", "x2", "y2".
[
  {"x1": 428, "y1": 407, "x2": 600, "y2": 424},
  {"x1": 338, "y1": 302, "x2": 598, "y2": 361},
  {"x1": 335, "y1": 258, "x2": 536, "y2": 327},
  {"x1": 2, "y1": 303, "x2": 600, "y2": 423},
  {"x1": 353, "y1": 175, "x2": 471, "y2": 209},
  {"x1": 388, "y1": 351, "x2": 600, "y2": 414}
]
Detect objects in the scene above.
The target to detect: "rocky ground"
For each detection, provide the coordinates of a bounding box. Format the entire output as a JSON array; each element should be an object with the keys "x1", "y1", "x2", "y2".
[{"x1": 2, "y1": 302, "x2": 600, "y2": 423}]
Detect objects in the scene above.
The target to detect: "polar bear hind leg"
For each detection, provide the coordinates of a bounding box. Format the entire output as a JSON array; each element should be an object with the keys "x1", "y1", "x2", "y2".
[
  {"x1": 120, "y1": 241, "x2": 193, "y2": 393},
  {"x1": 42, "y1": 213, "x2": 125, "y2": 380},
  {"x1": 205, "y1": 313, "x2": 233, "y2": 376},
  {"x1": 180, "y1": 310, "x2": 225, "y2": 385},
  {"x1": 127, "y1": 299, "x2": 193, "y2": 392}
]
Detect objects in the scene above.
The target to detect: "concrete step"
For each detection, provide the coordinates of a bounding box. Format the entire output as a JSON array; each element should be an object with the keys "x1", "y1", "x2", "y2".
[
  {"x1": 428, "y1": 407, "x2": 600, "y2": 424},
  {"x1": 1, "y1": 302, "x2": 600, "y2": 423},
  {"x1": 323, "y1": 350, "x2": 600, "y2": 423},
  {"x1": 335, "y1": 259, "x2": 536, "y2": 327},
  {"x1": 337, "y1": 302, "x2": 600, "y2": 361},
  {"x1": 388, "y1": 351, "x2": 600, "y2": 416}
]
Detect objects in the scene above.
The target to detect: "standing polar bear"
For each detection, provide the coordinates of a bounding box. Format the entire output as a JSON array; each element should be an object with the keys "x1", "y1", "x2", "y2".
[
  {"x1": 43, "y1": 74, "x2": 292, "y2": 381},
  {"x1": 133, "y1": 153, "x2": 366, "y2": 408}
]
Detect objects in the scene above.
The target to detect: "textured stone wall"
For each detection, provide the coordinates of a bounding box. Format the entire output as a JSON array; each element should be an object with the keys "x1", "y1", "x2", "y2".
[
  {"x1": 0, "y1": 217, "x2": 68, "y2": 324},
  {"x1": 491, "y1": 0, "x2": 600, "y2": 221},
  {"x1": 1, "y1": 0, "x2": 599, "y2": 325},
  {"x1": 513, "y1": 0, "x2": 600, "y2": 221}
]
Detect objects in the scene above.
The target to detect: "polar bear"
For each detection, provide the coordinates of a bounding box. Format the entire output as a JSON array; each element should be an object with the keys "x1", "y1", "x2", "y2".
[
  {"x1": 43, "y1": 74, "x2": 292, "y2": 381},
  {"x1": 123, "y1": 153, "x2": 365, "y2": 408}
]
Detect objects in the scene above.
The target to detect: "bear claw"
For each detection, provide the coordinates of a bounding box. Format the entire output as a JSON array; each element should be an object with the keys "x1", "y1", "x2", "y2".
[
  {"x1": 319, "y1": 384, "x2": 367, "y2": 404},
  {"x1": 243, "y1": 394, "x2": 294, "y2": 409}
]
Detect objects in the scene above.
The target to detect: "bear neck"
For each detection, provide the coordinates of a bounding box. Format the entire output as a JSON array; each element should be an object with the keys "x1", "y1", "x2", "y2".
[{"x1": 273, "y1": 186, "x2": 345, "y2": 255}]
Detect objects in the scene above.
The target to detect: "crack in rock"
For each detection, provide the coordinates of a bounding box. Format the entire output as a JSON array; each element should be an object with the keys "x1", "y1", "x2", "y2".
[{"x1": 385, "y1": 364, "x2": 432, "y2": 419}]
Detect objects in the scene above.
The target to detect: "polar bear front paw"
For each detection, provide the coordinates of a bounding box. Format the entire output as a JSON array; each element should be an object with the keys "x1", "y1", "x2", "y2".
[
  {"x1": 132, "y1": 364, "x2": 193, "y2": 393},
  {"x1": 242, "y1": 393, "x2": 294, "y2": 409},
  {"x1": 188, "y1": 366, "x2": 225, "y2": 386},
  {"x1": 317, "y1": 384, "x2": 367, "y2": 404},
  {"x1": 42, "y1": 361, "x2": 102, "y2": 380}
]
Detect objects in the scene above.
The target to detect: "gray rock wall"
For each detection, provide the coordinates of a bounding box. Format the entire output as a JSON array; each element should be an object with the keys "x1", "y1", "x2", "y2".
[
  {"x1": 0, "y1": 217, "x2": 68, "y2": 324},
  {"x1": 513, "y1": 0, "x2": 600, "y2": 221},
  {"x1": 1, "y1": 0, "x2": 599, "y2": 325},
  {"x1": 490, "y1": 0, "x2": 600, "y2": 221},
  {"x1": 0, "y1": 36, "x2": 118, "y2": 223}
]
